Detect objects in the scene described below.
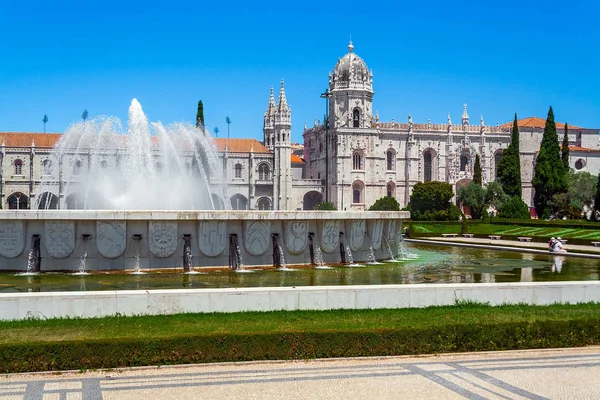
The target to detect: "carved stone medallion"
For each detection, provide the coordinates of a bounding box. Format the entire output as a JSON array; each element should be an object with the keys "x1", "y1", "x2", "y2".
[
  {"x1": 198, "y1": 221, "x2": 226, "y2": 257},
  {"x1": 149, "y1": 221, "x2": 178, "y2": 258},
  {"x1": 320, "y1": 220, "x2": 340, "y2": 253},
  {"x1": 0, "y1": 221, "x2": 25, "y2": 258},
  {"x1": 285, "y1": 221, "x2": 308, "y2": 254},
  {"x1": 368, "y1": 220, "x2": 384, "y2": 250},
  {"x1": 97, "y1": 221, "x2": 126, "y2": 259},
  {"x1": 349, "y1": 220, "x2": 365, "y2": 252},
  {"x1": 45, "y1": 221, "x2": 75, "y2": 259},
  {"x1": 244, "y1": 221, "x2": 271, "y2": 256}
]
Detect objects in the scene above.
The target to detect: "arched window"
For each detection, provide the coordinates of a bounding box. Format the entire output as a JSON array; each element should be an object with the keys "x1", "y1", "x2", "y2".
[
  {"x1": 460, "y1": 155, "x2": 469, "y2": 172},
  {"x1": 353, "y1": 151, "x2": 363, "y2": 170},
  {"x1": 14, "y1": 159, "x2": 23, "y2": 175},
  {"x1": 42, "y1": 159, "x2": 52, "y2": 175},
  {"x1": 387, "y1": 182, "x2": 396, "y2": 198},
  {"x1": 494, "y1": 150, "x2": 503, "y2": 173},
  {"x1": 353, "y1": 109, "x2": 360, "y2": 128},
  {"x1": 352, "y1": 181, "x2": 364, "y2": 204},
  {"x1": 386, "y1": 150, "x2": 395, "y2": 170},
  {"x1": 258, "y1": 163, "x2": 270, "y2": 180},
  {"x1": 257, "y1": 197, "x2": 271, "y2": 210},
  {"x1": 424, "y1": 151, "x2": 432, "y2": 182},
  {"x1": 234, "y1": 163, "x2": 242, "y2": 178},
  {"x1": 73, "y1": 160, "x2": 82, "y2": 176},
  {"x1": 7, "y1": 192, "x2": 29, "y2": 209},
  {"x1": 101, "y1": 160, "x2": 108, "y2": 169}
]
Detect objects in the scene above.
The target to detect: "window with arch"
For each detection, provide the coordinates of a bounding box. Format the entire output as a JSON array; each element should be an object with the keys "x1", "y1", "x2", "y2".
[
  {"x1": 42, "y1": 159, "x2": 52, "y2": 175},
  {"x1": 494, "y1": 150, "x2": 503, "y2": 173},
  {"x1": 424, "y1": 151, "x2": 433, "y2": 182},
  {"x1": 257, "y1": 197, "x2": 271, "y2": 210},
  {"x1": 234, "y1": 163, "x2": 242, "y2": 178},
  {"x1": 353, "y1": 108, "x2": 360, "y2": 128},
  {"x1": 101, "y1": 160, "x2": 108, "y2": 169},
  {"x1": 575, "y1": 159, "x2": 585, "y2": 170},
  {"x1": 352, "y1": 180, "x2": 364, "y2": 204},
  {"x1": 73, "y1": 160, "x2": 83, "y2": 175},
  {"x1": 258, "y1": 163, "x2": 270, "y2": 180},
  {"x1": 386, "y1": 149, "x2": 395, "y2": 171},
  {"x1": 460, "y1": 155, "x2": 469, "y2": 172},
  {"x1": 352, "y1": 151, "x2": 363, "y2": 170},
  {"x1": 387, "y1": 181, "x2": 396, "y2": 198},
  {"x1": 14, "y1": 159, "x2": 23, "y2": 175}
]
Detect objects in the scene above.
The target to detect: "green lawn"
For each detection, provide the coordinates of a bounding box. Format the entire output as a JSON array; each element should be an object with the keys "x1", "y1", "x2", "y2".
[
  {"x1": 411, "y1": 221, "x2": 600, "y2": 240},
  {"x1": 2, "y1": 304, "x2": 600, "y2": 373}
]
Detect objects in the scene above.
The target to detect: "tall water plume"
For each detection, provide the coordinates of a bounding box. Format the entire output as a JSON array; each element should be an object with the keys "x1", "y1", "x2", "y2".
[{"x1": 37, "y1": 99, "x2": 229, "y2": 210}]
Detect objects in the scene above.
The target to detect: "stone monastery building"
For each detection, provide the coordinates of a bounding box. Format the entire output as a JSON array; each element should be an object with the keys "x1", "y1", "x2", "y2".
[{"x1": 1, "y1": 41, "x2": 599, "y2": 210}]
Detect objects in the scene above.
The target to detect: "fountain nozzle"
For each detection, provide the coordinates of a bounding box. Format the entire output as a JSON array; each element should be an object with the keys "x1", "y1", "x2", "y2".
[
  {"x1": 81, "y1": 234, "x2": 92, "y2": 241},
  {"x1": 132, "y1": 234, "x2": 143, "y2": 241}
]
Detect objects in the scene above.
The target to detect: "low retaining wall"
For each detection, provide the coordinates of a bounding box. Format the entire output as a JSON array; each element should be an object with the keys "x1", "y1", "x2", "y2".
[{"x1": 1, "y1": 282, "x2": 599, "y2": 320}]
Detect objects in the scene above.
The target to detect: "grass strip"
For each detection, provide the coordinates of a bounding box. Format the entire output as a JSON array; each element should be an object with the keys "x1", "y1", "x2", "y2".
[{"x1": 1, "y1": 303, "x2": 600, "y2": 373}]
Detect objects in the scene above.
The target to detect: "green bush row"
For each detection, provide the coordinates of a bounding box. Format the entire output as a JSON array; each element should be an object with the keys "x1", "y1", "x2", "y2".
[{"x1": 2, "y1": 318, "x2": 599, "y2": 373}]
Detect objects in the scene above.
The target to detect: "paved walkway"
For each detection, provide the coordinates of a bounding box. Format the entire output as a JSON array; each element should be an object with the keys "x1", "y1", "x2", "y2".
[
  {"x1": 410, "y1": 237, "x2": 600, "y2": 258},
  {"x1": 1, "y1": 347, "x2": 600, "y2": 399}
]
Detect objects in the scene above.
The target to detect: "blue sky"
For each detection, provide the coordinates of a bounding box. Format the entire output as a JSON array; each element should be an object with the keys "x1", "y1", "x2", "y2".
[{"x1": 1, "y1": 0, "x2": 599, "y2": 143}]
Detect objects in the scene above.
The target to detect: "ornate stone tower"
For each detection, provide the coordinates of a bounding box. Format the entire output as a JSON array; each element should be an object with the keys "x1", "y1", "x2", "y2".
[
  {"x1": 328, "y1": 41, "x2": 374, "y2": 129},
  {"x1": 263, "y1": 86, "x2": 276, "y2": 150},
  {"x1": 273, "y1": 80, "x2": 292, "y2": 210}
]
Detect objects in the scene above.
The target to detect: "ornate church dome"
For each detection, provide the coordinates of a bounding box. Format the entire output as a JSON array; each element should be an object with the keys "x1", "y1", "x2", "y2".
[{"x1": 330, "y1": 41, "x2": 373, "y2": 91}]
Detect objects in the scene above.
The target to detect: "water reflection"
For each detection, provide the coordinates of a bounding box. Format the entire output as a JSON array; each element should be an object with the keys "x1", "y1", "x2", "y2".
[{"x1": 3, "y1": 244, "x2": 600, "y2": 292}]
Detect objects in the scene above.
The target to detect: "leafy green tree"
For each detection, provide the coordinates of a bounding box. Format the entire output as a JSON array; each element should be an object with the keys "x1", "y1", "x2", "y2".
[
  {"x1": 408, "y1": 181, "x2": 453, "y2": 213},
  {"x1": 498, "y1": 196, "x2": 530, "y2": 219},
  {"x1": 473, "y1": 154, "x2": 482, "y2": 185},
  {"x1": 484, "y1": 181, "x2": 510, "y2": 209},
  {"x1": 562, "y1": 123, "x2": 569, "y2": 169},
  {"x1": 496, "y1": 114, "x2": 522, "y2": 197},
  {"x1": 196, "y1": 100, "x2": 204, "y2": 128},
  {"x1": 369, "y1": 196, "x2": 400, "y2": 211},
  {"x1": 568, "y1": 170, "x2": 595, "y2": 210},
  {"x1": 314, "y1": 202, "x2": 336, "y2": 210},
  {"x1": 532, "y1": 106, "x2": 568, "y2": 218},
  {"x1": 457, "y1": 182, "x2": 485, "y2": 219}
]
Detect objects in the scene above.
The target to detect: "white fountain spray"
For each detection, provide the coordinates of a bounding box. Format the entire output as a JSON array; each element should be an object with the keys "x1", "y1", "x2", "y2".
[{"x1": 37, "y1": 99, "x2": 229, "y2": 210}]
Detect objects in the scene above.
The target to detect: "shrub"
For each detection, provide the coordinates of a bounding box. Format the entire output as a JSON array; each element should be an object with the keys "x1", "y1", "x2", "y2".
[
  {"x1": 314, "y1": 202, "x2": 336, "y2": 210},
  {"x1": 498, "y1": 196, "x2": 530, "y2": 219},
  {"x1": 369, "y1": 197, "x2": 400, "y2": 211}
]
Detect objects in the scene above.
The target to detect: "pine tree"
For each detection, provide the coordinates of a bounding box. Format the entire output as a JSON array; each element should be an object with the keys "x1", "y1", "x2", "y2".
[
  {"x1": 562, "y1": 123, "x2": 570, "y2": 170},
  {"x1": 496, "y1": 113, "x2": 522, "y2": 197},
  {"x1": 473, "y1": 154, "x2": 482, "y2": 185},
  {"x1": 532, "y1": 106, "x2": 568, "y2": 218},
  {"x1": 196, "y1": 100, "x2": 204, "y2": 128}
]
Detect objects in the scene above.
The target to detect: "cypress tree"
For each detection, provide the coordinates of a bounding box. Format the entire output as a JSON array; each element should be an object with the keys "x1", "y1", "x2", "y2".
[
  {"x1": 532, "y1": 106, "x2": 568, "y2": 218},
  {"x1": 562, "y1": 123, "x2": 570, "y2": 170},
  {"x1": 196, "y1": 100, "x2": 204, "y2": 128},
  {"x1": 473, "y1": 154, "x2": 482, "y2": 185},
  {"x1": 496, "y1": 113, "x2": 522, "y2": 197},
  {"x1": 594, "y1": 172, "x2": 600, "y2": 220}
]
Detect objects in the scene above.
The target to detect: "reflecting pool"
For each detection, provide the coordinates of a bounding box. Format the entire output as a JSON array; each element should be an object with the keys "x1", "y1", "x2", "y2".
[{"x1": 2, "y1": 244, "x2": 599, "y2": 293}]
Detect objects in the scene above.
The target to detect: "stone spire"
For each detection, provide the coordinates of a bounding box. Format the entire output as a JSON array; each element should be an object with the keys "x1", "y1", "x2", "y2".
[
  {"x1": 263, "y1": 86, "x2": 277, "y2": 149},
  {"x1": 277, "y1": 79, "x2": 290, "y2": 118},
  {"x1": 348, "y1": 39, "x2": 354, "y2": 53},
  {"x1": 263, "y1": 86, "x2": 276, "y2": 125},
  {"x1": 462, "y1": 103, "x2": 469, "y2": 126}
]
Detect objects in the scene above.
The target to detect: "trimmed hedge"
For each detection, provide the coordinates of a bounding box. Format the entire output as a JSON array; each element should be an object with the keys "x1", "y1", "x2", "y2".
[{"x1": 2, "y1": 318, "x2": 600, "y2": 373}]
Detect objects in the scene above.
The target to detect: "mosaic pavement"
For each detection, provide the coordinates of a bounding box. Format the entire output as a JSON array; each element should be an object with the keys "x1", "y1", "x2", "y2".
[{"x1": 1, "y1": 347, "x2": 599, "y2": 399}]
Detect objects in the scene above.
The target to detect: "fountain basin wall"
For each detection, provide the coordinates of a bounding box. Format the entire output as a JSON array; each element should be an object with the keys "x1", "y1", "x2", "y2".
[
  {"x1": 1, "y1": 282, "x2": 598, "y2": 320},
  {"x1": 0, "y1": 210, "x2": 409, "y2": 272}
]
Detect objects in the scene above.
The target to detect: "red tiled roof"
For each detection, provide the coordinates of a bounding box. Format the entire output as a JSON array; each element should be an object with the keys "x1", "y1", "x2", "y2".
[
  {"x1": 0, "y1": 132, "x2": 62, "y2": 148},
  {"x1": 500, "y1": 117, "x2": 582, "y2": 130},
  {"x1": 568, "y1": 145, "x2": 600, "y2": 154},
  {"x1": 291, "y1": 154, "x2": 304, "y2": 163},
  {"x1": 214, "y1": 138, "x2": 270, "y2": 153}
]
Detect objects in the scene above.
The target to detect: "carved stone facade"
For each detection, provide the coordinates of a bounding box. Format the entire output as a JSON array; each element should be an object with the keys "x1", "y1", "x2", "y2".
[{"x1": 303, "y1": 42, "x2": 600, "y2": 210}]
